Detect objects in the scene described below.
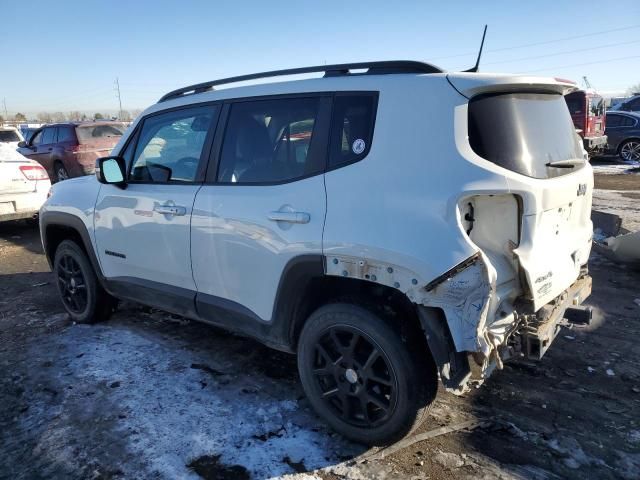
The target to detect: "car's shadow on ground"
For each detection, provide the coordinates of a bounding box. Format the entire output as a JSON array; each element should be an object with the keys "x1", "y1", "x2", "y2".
[{"x1": 0, "y1": 219, "x2": 45, "y2": 256}]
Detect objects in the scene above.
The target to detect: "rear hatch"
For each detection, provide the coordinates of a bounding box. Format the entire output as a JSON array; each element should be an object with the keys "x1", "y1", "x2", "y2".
[
  {"x1": 74, "y1": 123, "x2": 126, "y2": 163},
  {"x1": 451, "y1": 74, "x2": 593, "y2": 310}
]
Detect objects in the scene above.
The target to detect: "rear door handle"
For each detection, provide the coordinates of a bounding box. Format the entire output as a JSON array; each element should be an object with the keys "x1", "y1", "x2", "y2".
[
  {"x1": 268, "y1": 211, "x2": 310, "y2": 224},
  {"x1": 154, "y1": 205, "x2": 186, "y2": 216}
]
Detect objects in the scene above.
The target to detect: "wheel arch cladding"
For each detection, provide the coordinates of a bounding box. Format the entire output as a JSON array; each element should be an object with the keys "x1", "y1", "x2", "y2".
[{"x1": 41, "y1": 212, "x2": 104, "y2": 282}]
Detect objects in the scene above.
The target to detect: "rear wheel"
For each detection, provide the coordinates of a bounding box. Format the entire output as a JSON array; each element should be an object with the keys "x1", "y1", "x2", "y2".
[
  {"x1": 54, "y1": 162, "x2": 69, "y2": 182},
  {"x1": 54, "y1": 240, "x2": 115, "y2": 323},
  {"x1": 619, "y1": 140, "x2": 640, "y2": 162},
  {"x1": 297, "y1": 303, "x2": 437, "y2": 445}
]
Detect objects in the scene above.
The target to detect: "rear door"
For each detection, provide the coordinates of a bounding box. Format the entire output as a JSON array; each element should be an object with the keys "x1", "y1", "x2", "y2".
[
  {"x1": 191, "y1": 95, "x2": 331, "y2": 321},
  {"x1": 94, "y1": 105, "x2": 219, "y2": 313}
]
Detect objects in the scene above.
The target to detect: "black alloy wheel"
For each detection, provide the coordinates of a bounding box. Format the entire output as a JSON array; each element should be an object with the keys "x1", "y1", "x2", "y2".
[
  {"x1": 57, "y1": 254, "x2": 88, "y2": 314},
  {"x1": 311, "y1": 325, "x2": 398, "y2": 428}
]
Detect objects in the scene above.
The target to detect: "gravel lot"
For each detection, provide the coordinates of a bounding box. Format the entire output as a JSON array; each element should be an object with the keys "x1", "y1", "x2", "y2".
[{"x1": 1, "y1": 172, "x2": 639, "y2": 479}]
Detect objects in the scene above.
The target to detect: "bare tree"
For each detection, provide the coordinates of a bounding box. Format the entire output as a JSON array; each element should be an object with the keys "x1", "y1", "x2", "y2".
[
  {"x1": 94, "y1": 113, "x2": 104, "y2": 120},
  {"x1": 119, "y1": 109, "x2": 131, "y2": 121},
  {"x1": 51, "y1": 112, "x2": 66, "y2": 122},
  {"x1": 14, "y1": 113, "x2": 27, "y2": 122},
  {"x1": 130, "y1": 109, "x2": 143, "y2": 120},
  {"x1": 627, "y1": 82, "x2": 640, "y2": 95},
  {"x1": 37, "y1": 112, "x2": 53, "y2": 123},
  {"x1": 68, "y1": 111, "x2": 82, "y2": 121}
]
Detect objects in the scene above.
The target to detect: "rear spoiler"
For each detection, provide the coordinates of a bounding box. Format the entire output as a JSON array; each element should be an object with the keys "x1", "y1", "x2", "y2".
[{"x1": 447, "y1": 73, "x2": 578, "y2": 98}]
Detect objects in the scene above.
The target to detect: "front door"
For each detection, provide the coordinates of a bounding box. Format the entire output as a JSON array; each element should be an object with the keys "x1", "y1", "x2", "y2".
[
  {"x1": 94, "y1": 104, "x2": 219, "y2": 312},
  {"x1": 191, "y1": 96, "x2": 331, "y2": 321}
]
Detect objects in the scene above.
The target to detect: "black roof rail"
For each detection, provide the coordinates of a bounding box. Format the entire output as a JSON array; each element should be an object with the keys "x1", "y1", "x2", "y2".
[{"x1": 158, "y1": 60, "x2": 443, "y2": 103}]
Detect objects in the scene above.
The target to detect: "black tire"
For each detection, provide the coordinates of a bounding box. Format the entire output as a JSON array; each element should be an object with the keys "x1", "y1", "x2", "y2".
[
  {"x1": 53, "y1": 240, "x2": 115, "y2": 323},
  {"x1": 54, "y1": 162, "x2": 69, "y2": 182},
  {"x1": 297, "y1": 303, "x2": 437, "y2": 445}
]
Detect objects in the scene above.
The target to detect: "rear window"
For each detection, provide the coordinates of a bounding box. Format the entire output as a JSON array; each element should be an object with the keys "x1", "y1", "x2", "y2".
[
  {"x1": 76, "y1": 124, "x2": 125, "y2": 143},
  {"x1": 564, "y1": 93, "x2": 584, "y2": 115},
  {"x1": 468, "y1": 92, "x2": 584, "y2": 179},
  {"x1": 0, "y1": 130, "x2": 21, "y2": 142}
]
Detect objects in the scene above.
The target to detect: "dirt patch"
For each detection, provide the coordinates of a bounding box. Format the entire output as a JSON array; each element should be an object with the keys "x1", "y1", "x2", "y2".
[
  {"x1": 594, "y1": 173, "x2": 640, "y2": 191},
  {"x1": 188, "y1": 455, "x2": 250, "y2": 480}
]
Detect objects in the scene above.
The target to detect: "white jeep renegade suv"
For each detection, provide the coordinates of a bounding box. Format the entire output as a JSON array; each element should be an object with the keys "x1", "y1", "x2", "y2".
[{"x1": 40, "y1": 61, "x2": 593, "y2": 445}]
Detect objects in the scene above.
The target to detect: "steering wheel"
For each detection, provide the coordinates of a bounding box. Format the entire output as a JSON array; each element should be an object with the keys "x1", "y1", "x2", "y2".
[{"x1": 173, "y1": 156, "x2": 200, "y2": 180}]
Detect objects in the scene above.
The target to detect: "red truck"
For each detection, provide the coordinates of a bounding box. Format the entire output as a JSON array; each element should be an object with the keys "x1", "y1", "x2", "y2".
[{"x1": 565, "y1": 90, "x2": 607, "y2": 154}]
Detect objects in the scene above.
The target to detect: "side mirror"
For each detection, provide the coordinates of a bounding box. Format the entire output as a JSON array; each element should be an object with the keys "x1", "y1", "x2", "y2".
[
  {"x1": 17, "y1": 141, "x2": 26, "y2": 148},
  {"x1": 96, "y1": 156, "x2": 127, "y2": 187}
]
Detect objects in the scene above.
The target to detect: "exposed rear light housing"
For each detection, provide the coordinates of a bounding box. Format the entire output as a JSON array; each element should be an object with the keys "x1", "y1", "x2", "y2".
[{"x1": 19, "y1": 165, "x2": 49, "y2": 181}]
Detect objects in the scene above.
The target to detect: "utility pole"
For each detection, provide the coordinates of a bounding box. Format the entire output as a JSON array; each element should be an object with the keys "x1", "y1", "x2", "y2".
[
  {"x1": 114, "y1": 78, "x2": 123, "y2": 120},
  {"x1": 2, "y1": 98, "x2": 7, "y2": 121}
]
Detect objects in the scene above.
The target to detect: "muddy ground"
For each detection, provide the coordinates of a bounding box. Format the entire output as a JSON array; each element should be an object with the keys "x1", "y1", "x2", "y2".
[{"x1": 1, "y1": 174, "x2": 639, "y2": 479}]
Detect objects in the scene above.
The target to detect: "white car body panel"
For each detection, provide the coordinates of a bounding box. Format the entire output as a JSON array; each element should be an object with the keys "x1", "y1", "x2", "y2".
[
  {"x1": 94, "y1": 183, "x2": 201, "y2": 290},
  {"x1": 191, "y1": 176, "x2": 325, "y2": 320}
]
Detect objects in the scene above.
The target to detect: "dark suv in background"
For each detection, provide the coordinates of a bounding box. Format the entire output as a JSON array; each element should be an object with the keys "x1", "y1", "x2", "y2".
[{"x1": 18, "y1": 121, "x2": 127, "y2": 182}]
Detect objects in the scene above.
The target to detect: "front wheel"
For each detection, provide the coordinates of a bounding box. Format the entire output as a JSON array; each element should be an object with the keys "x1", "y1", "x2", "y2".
[
  {"x1": 619, "y1": 140, "x2": 640, "y2": 162},
  {"x1": 297, "y1": 303, "x2": 437, "y2": 445},
  {"x1": 54, "y1": 240, "x2": 115, "y2": 323}
]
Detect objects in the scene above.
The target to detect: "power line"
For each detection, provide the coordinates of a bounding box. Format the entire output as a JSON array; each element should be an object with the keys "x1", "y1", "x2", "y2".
[
  {"x1": 522, "y1": 55, "x2": 640, "y2": 73},
  {"x1": 483, "y1": 39, "x2": 640, "y2": 65},
  {"x1": 431, "y1": 24, "x2": 640, "y2": 60}
]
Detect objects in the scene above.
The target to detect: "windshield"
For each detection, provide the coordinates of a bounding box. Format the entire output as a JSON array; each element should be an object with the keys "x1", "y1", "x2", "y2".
[
  {"x1": 76, "y1": 124, "x2": 125, "y2": 143},
  {"x1": 0, "y1": 130, "x2": 21, "y2": 142},
  {"x1": 468, "y1": 92, "x2": 584, "y2": 179}
]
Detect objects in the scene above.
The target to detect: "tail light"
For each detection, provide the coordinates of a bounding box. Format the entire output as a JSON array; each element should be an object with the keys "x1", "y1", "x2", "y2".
[
  {"x1": 66, "y1": 144, "x2": 82, "y2": 153},
  {"x1": 19, "y1": 165, "x2": 49, "y2": 181}
]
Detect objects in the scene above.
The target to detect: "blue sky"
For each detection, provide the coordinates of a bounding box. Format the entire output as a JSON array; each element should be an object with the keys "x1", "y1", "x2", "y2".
[{"x1": 2, "y1": 0, "x2": 639, "y2": 116}]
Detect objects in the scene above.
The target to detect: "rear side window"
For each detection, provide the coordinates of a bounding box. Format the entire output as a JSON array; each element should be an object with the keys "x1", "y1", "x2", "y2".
[
  {"x1": 329, "y1": 93, "x2": 377, "y2": 168},
  {"x1": 468, "y1": 92, "x2": 584, "y2": 179},
  {"x1": 589, "y1": 97, "x2": 604, "y2": 116},
  {"x1": 76, "y1": 124, "x2": 125, "y2": 143},
  {"x1": 606, "y1": 114, "x2": 622, "y2": 127},
  {"x1": 217, "y1": 97, "x2": 328, "y2": 184}
]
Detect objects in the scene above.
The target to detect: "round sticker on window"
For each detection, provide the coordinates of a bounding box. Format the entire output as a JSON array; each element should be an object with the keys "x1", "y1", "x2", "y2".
[{"x1": 352, "y1": 138, "x2": 366, "y2": 155}]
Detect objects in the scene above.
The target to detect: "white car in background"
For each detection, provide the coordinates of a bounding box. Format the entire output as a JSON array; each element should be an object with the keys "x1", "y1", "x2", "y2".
[
  {"x1": 0, "y1": 143, "x2": 50, "y2": 223},
  {"x1": 0, "y1": 126, "x2": 25, "y2": 147}
]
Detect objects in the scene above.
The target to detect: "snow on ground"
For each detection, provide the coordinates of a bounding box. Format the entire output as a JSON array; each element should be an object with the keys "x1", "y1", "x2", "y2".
[
  {"x1": 591, "y1": 158, "x2": 640, "y2": 175},
  {"x1": 23, "y1": 311, "x2": 364, "y2": 479}
]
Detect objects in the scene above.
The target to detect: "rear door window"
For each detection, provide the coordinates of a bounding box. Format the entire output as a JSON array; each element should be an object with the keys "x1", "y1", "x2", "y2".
[
  {"x1": 329, "y1": 93, "x2": 378, "y2": 168},
  {"x1": 57, "y1": 126, "x2": 76, "y2": 143},
  {"x1": 606, "y1": 114, "x2": 622, "y2": 127},
  {"x1": 217, "y1": 96, "x2": 330, "y2": 184},
  {"x1": 468, "y1": 92, "x2": 585, "y2": 179}
]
